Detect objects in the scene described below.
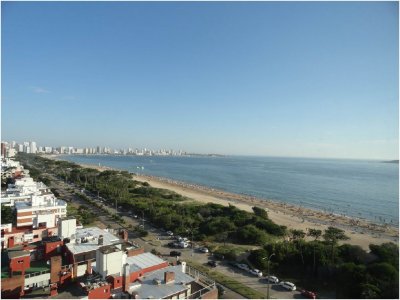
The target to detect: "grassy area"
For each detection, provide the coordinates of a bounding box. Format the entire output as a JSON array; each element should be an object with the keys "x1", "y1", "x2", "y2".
[
  {"x1": 187, "y1": 260, "x2": 266, "y2": 299},
  {"x1": 26, "y1": 261, "x2": 50, "y2": 274}
]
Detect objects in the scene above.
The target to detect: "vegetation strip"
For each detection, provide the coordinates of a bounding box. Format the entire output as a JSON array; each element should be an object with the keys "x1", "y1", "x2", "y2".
[
  {"x1": 15, "y1": 153, "x2": 399, "y2": 299},
  {"x1": 186, "y1": 260, "x2": 266, "y2": 299}
]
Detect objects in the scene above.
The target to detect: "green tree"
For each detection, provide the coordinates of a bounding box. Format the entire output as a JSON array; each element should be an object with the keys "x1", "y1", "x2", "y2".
[
  {"x1": 252, "y1": 206, "x2": 269, "y2": 219},
  {"x1": 307, "y1": 228, "x2": 322, "y2": 273},
  {"x1": 369, "y1": 243, "x2": 398, "y2": 267},
  {"x1": 290, "y1": 229, "x2": 306, "y2": 264},
  {"x1": 1, "y1": 206, "x2": 13, "y2": 224},
  {"x1": 323, "y1": 227, "x2": 349, "y2": 263}
]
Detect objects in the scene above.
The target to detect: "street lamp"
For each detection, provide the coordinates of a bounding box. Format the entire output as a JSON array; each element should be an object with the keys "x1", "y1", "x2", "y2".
[
  {"x1": 263, "y1": 253, "x2": 275, "y2": 299},
  {"x1": 186, "y1": 227, "x2": 196, "y2": 257}
]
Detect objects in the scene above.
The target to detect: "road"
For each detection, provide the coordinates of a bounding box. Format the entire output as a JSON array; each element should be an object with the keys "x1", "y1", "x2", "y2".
[{"x1": 38, "y1": 165, "x2": 301, "y2": 299}]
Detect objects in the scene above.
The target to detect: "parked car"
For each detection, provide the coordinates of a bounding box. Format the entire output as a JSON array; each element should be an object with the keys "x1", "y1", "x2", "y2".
[
  {"x1": 265, "y1": 275, "x2": 279, "y2": 283},
  {"x1": 167, "y1": 242, "x2": 176, "y2": 248},
  {"x1": 213, "y1": 253, "x2": 225, "y2": 260},
  {"x1": 166, "y1": 231, "x2": 174, "y2": 236},
  {"x1": 237, "y1": 263, "x2": 250, "y2": 271},
  {"x1": 179, "y1": 241, "x2": 189, "y2": 248},
  {"x1": 249, "y1": 269, "x2": 263, "y2": 277},
  {"x1": 301, "y1": 290, "x2": 317, "y2": 299},
  {"x1": 280, "y1": 281, "x2": 296, "y2": 291},
  {"x1": 199, "y1": 247, "x2": 209, "y2": 253},
  {"x1": 170, "y1": 251, "x2": 181, "y2": 257},
  {"x1": 207, "y1": 260, "x2": 218, "y2": 267}
]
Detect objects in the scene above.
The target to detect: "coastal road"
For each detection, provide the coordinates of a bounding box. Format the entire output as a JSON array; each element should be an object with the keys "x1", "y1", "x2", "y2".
[{"x1": 39, "y1": 166, "x2": 300, "y2": 299}]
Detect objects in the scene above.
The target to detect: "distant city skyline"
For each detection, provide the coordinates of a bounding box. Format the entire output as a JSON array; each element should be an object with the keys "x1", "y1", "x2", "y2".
[{"x1": 2, "y1": 2, "x2": 398, "y2": 160}]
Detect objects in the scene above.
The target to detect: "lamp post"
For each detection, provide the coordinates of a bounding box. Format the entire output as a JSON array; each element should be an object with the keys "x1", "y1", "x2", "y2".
[
  {"x1": 186, "y1": 227, "x2": 196, "y2": 257},
  {"x1": 263, "y1": 253, "x2": 275, "y2": 299}
]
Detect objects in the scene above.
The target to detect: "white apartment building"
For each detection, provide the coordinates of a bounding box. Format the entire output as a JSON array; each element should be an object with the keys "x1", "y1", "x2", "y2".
[{"x1": 15, "y1": 195, "x2": 67, "y2": 228}]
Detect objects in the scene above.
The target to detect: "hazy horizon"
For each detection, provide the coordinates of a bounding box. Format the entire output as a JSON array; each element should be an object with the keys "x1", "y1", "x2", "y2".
[{"x1": 2, "y1": 2, "x2": 398, "y2": 160}]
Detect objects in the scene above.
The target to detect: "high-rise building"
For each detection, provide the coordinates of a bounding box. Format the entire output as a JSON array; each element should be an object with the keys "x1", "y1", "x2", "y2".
[{"x1": 30, "y1": 141, "x2": 37, "y2": 154}]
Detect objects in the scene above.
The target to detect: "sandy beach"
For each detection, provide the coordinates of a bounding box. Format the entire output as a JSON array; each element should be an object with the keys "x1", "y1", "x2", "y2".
[{"x1": 47, "y1": 155, "x2": 399, "y2": 251}]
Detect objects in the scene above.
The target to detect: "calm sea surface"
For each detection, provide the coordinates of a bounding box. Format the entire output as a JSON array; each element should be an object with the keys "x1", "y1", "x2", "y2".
[{"x1": 61, "y1": 155, "x2": 399, "y2": 226}]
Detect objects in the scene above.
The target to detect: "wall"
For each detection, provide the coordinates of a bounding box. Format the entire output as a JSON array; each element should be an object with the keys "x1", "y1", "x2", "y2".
[
  {"x1": 24, "y1": 272, "x2": 51, "y2": 287},
  {"x1": 129, "y1": 261, "x2": 169, "y2": 283},
  {"x1": 77, "y1": 264, "x2": 87, "y2": 277},
  {"x1": 58, "y1": 218, "x2": 76, "y2": 239},
  {"x1": 126, "y1": 247, "x2": 144, "y2": 257},
  {"x1": 44, "y1": 240, "x2": 63, "y2": 260},
  {"x1": 0, "y1": 275, "x2": 25, "y2": 298},
  {"x1": 96, "y1": 250, "x2": 122, "y2": 278},
  {"x1": 201, "y1": 287, "x2": 218, "y2": 299},
  {"x1": 34, "y1": 213, "x2": 55, "y2": 229},
  {"x1": 87, "y1": 284, "x2": 111, "y2": 299},
  {"x1": 9, "y1": 255, "x2": 30, "y2": 273}
]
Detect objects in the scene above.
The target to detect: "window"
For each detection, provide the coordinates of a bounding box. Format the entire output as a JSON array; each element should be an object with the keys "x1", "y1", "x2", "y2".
[
  {"x1": 33, "y1": 235, "x2": 39, "y2": 238},
  {"x1": 17, "y1": 260, "x2": 24, "y2": 264}
]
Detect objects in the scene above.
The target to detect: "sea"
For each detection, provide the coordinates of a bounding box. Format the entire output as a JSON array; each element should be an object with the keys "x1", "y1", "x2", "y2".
[{"x1": 60, "y1": 155, "x2": 399, "y2": 226}]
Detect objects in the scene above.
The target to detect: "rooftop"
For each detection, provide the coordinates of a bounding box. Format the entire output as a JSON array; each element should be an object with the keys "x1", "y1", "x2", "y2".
[
  {"x1": 15, "y1": 199, "x2": 67, "y2": 210},
  {"x1": 99, "y1": 245, "x2": 120, "y2": 254},
  {"x1": 66, "y1": 227, "x2": 123, "y2": 256},
  {"x1": 8, "y1": 250, "x2": 30, "y2": 259},
  {"x1": 130, "y1": 265, "x2": 195, "y2": 299},
  {"x1": 126, "y1": 252, "x2": 166, "y2": 274}
]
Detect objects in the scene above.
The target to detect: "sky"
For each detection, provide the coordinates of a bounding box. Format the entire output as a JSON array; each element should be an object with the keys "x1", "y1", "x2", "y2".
[{"x1": 1, "y1": 1, "x2": 399, "y2": 159}]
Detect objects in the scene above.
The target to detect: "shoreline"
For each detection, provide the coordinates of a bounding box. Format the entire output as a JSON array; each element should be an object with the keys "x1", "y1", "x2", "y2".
[{"x1": 45, "y1": 155, "x2": 399, "y2": 251}]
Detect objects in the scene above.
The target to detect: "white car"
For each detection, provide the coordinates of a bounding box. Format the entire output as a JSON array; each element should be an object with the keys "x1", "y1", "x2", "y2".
[
  {"x1": 280, "y1": 281, "x2": 296, "y2": 291},
  {"x1": 265, "y1": 275, "x2": 279, "y2": 283},
  {"x1": 179, "y1": 241, "x2": 189, "y2": 248},
  {"x1": 249, "y1": 269, "x2": 263, "y2": 277}
]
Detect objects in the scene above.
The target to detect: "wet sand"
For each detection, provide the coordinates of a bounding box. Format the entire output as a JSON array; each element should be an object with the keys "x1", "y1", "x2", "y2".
[{"x1": 45, "y1": 155, "x2": 399, "y2": 251}]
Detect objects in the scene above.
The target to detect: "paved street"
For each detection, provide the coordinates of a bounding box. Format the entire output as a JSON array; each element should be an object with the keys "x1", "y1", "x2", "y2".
[{"x1": 37, "y1": 165, "x2": 301, "y2": 299}]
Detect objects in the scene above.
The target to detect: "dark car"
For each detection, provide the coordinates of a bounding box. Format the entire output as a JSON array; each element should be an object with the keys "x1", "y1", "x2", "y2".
[
  {"x1": 301, "y1": 290, "x2": 317, "y2": 299},
  {"x1": 213, "y1": 253, "x2": 225, "y2": 260},
  {"x1": 208, "y1": 260, "x2": 218, "y2": 267},
  {"x1": 170, "y1": 251, "x2": 181, "y2": 257},
  {"x1": 167, "y1": 242, "x2": 176, "y2": 248}
]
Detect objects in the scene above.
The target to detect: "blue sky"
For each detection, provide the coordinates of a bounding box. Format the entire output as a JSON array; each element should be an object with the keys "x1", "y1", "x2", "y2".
[{"x1": 2, "y1": 1, "x2": 398, "y2": 159}]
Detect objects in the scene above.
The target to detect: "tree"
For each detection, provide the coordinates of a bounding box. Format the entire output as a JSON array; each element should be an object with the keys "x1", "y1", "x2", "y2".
[
  {"x1": 252, "y1": 206, "x2": 269, "y2": 219},
  {"x1": 336, "y1": 262, "x2": 367, "y2": 298},
  {"x1": 307, "y1": 228, "x2": 322, "y2": 273},
  {"x1": 1, "y1": 206, "x2": 13, "y2": 224},
  {"x1": 323, "y1": 227, "x2": 349, "y2": 263},
  {"x1": 369, "y1": 243, "x2": 398, "y2": 268},
  {"x1": 290, "y1": 229, "x2": 306, "y2": 264}
]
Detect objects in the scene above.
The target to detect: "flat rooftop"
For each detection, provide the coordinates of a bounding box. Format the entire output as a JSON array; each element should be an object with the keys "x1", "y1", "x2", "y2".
[
  {"x1": 99, "y1": 245, "x2": 120, "y2": 254},
  {"x1": 130, "y1": 265, "x2": 195, "y2": 299},
  {"x1": 15, "y1": 199, "x2": 67, "y2": 210},
  {"x1": 8, "y1": 250, "x2": 30, "y2": 259},
  {"x1": 66, "y1": 227, "x2": 122, "y2": 255},
  {"x1": 126, "y1": 252, "x2": 167, "y2": 273}
]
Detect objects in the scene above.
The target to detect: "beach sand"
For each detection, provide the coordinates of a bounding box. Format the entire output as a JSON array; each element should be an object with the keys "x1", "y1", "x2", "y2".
[{"x1": 46, "y1": 155, "x2": 399, "y2": 251}]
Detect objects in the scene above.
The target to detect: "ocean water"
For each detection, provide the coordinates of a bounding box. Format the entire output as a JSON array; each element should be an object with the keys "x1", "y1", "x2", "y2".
[{"x1": 61, "y1": 155, "x2": 399, "y2": 226}]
